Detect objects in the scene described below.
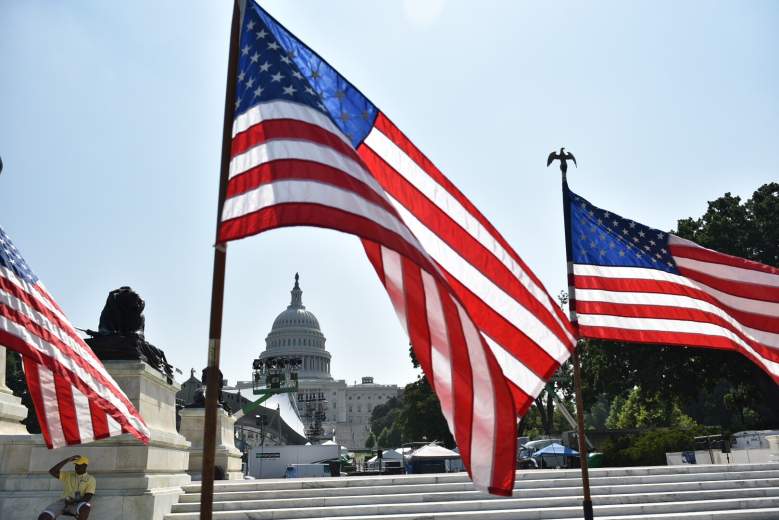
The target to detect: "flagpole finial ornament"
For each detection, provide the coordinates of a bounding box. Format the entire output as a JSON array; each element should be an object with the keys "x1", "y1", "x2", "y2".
[{"x1": 547, "y1": 147, "x2": 577, "y2": 180}]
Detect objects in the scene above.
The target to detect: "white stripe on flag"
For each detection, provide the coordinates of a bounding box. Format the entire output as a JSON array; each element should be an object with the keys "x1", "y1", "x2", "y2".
[
  {"x1": 575, "y1": 288, "x2": 779, "y2": 349},
  {"x1": 673, "y1": 256, "x2": 779, "y2": 288},
  {"x1": 380, "y1": 246, "x2": 408, "y2": 334},
  {"x1": 221, "y1": 180, "x2": 424, "y2": 254},
  {"x1": 421, "y1": 272, "x2": 456, "y2": 433},
  {"x1": 572, "y1": 264, "x2": 779, "y2": 317},
  {"x1": 71, "y1": 384, "x2": 94, "y2": 444},
  {"x1": 228, "y1": 139, "x2": 386, "y2": 203},
  {"x1": 107, "y1": 414, "x2": 122, "y2": 437},
  {"x1": 38, "y1": 365, "x2": 66, "y2": 448},
  {"x1": 232, "y1": 100, "x2": 348, "y2": 144},
  {"x1": 577, "y1": 314, "x2": 779, "y2": 377},
  {"x1": 457, "y1": 302, "x2": 495, "y2": 491},
  {"x1": 483, "y1": 334, "x2": 545, "y2": 397}
]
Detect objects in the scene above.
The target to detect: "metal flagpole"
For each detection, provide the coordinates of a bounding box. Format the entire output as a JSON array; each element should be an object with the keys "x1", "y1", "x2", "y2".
[
  {"x1": 200, "y1": 1, "x2": 242, "y2": 518},
  {"x1": 559, "y1": 157, "x2": 595, "y2": 520}
]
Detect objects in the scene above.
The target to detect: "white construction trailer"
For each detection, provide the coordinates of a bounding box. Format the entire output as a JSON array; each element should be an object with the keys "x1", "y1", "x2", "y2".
[{"x1": 248, "y1": 444, "x2": 339, "y2": 478}]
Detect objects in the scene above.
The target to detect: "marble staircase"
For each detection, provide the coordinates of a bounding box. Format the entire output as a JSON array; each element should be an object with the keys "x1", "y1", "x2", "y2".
[{"x1": 165, "y1": 462, "x2": 779, "y2": 520}]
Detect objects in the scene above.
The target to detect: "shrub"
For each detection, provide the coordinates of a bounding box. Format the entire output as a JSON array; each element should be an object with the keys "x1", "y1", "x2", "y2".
[{"x1": 601, "y1": 426, "x2": 717, "y2": 466}]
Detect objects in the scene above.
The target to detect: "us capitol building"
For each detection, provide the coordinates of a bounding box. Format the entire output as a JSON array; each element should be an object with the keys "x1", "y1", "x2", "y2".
[{"x1": 232, "y1": 274, "x2": 399, "y2": 449}]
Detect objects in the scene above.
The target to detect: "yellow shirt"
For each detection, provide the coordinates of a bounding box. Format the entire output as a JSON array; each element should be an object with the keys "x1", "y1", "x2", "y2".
[{"x1": 59, "y1": 471, "x2": 96, "y2": 500}]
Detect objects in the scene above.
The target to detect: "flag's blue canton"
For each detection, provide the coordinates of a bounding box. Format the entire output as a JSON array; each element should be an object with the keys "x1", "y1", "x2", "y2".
[
  {"x1": 568, "y1": 189, "x2": 678, "y2": 274},
  {"x1": 234, "y1": 3, "x2": 378, "y2": 148},
  {"x1": 0, "y1": 226, "x2": 39, "y2": 284}
]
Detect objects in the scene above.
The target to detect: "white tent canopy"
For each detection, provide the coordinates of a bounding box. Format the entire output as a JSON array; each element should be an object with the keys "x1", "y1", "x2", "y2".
[
  {"x1": 411, "y1": 444, "x2": 461, "y2": 459},
  {"x1": 366, "y1": 449, "x2": 404, "y2": 464}
]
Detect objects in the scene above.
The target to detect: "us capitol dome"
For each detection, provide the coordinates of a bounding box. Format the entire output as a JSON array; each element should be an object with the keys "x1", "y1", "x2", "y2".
[
  {"x1": 259, "y1": 273, "x2": 332, "y2": 380},
  {"x1": 255, "y1": 274, "x2": 400, "y2": 448}
]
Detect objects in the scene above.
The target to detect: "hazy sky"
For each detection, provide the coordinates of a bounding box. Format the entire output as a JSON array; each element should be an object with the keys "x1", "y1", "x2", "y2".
[{"x1": 1, "y1": 1, "x2": 777, "y2": 388}]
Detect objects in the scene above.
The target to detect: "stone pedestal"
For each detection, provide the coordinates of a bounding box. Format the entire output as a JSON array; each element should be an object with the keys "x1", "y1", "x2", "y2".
[
  {"x1": 0, "y1": 347, "x2": 28, "y2": 435},
  {"x1": 179, "y1": 407, "x2": 243, "y2": 480},
  {"x1": 0, "y1": 360, "x2": 191, "y2": 520},
  {"x1": 767, "y1": 435, "x2": 779, "y2": 462}
]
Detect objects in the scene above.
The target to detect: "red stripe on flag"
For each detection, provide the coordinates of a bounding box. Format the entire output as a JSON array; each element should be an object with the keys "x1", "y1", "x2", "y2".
[
  {"x1": 573, "y1": 275, "x2": 779, "y2": 334},
  {"x1": 676, "y1": 265, "x2": 779, "y2": 303},
  {"x1": 400, "y1": 257, "x2": 434, "y2": 372},
  {"x1": 670, "y1": 243, "x2": 779, "y2": 275},
  {"x1": 576, "y1": 300, "x2": 779, "y2": 363},
  {"x1": 89, "y1": 399, "x2": 111, "y2": 441},
  {"x1": 578, "y1": 325, "x2": 741, "y2": 353},
  {"x1": 21, "y1": 358, "x2": 53, "y2": 448},
  {"x1": 506, "y1": 379, "x2": 534, "y2": 417},
  {"x1": 53, "y1": 374, "x2": 80, "y2": 445},
  {"x1": 576, "y1": 324, "x2": 778, "y2": 384},
  {"x1": 361, "y1": 240, "x2": 385, "y2": 286},
  {"x1": 225, "y1": 160, "x2": 395, "y2": 214},
  {"x1": 231, "y1": 118, "x2": 359, "y2": 163},
  {"x1": 219, "y1": 203, "x2": 437, "y2": 274},
  {"x1": 438, "y1": 290, "x2": 474, "y2": 473},
  {"x1": 483, "y1": 335, "x2": 520, "y2": 496}
]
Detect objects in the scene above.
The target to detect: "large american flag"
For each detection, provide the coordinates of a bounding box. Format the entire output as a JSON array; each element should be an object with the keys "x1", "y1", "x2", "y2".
[
  {"x1": 566, "y1": 186, "x2": 779, "y2": 384},
  {"x1": 0, "y1": 225, "x2": 150, "y2": 448},
  {"x1": 218, "y1": 2, "x2": 576, "y2": 495}
]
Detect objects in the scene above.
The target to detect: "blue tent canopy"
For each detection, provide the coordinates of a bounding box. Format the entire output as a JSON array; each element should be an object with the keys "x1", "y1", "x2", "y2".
[{"x1": 533, "y1": 443, "x2": 579, "y2": 457}]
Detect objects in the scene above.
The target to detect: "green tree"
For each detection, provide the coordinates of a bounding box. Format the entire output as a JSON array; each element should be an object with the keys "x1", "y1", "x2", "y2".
[
  {"x1": 364, "y1": 432, "x2": 375, "y2": 449},
  {"x1": 583, "y1": 394, "x2": 610, "y2": 430},
  {"x1": 396, "y1": 376, "x2": 454, "y2": 447},
  {"x1": 370, "y1": 396, "x2": 401, "y2": 436},
  {"x1": 609, "y1": 387, "x2": 696, "y2": 430},
  {"x1": 376, "y1": 428, "x2": 389, "y2": 449}
]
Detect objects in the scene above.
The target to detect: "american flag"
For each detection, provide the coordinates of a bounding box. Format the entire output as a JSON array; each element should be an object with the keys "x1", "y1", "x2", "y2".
[
  {"x1": 566, "y1": 186, "x2": 779, "y2": 384},
  {"x1": 218, "y1": 2, "x2": 576, "y2": 495},
  {"x1": 0, "y1": 225, "x2": 150, "y2": 448}
]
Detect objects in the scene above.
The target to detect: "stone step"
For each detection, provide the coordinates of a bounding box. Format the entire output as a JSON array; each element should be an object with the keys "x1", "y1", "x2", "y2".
[
  {"x1": 180, "y1": 463, "x2": 779, "y2": 494},
  {"x1": 590, "y1": 509, "x2": 779, "y2": 520},
  {"x1": 171, "y1": 478, "x2": 779, "y2": 512},
  {"x1": 165, "y1": 497, "x2": 779, "y2": 520},
  {"x1": 178, "y1": 469, "x2": 779, "y2": 503},
  {"x1": 167, "y1": 490, "x2": 779, "y2": 518}
]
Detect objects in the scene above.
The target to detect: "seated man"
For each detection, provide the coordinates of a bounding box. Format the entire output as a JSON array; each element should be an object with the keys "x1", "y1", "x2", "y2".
[{"x1": 38, "y1": 455, "x2": 96, "y2": 520}]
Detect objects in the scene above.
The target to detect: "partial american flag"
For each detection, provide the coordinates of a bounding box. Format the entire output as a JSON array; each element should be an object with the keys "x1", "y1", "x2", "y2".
[
  {"x1": 566, "y1": 186, "x2": 779, "y2": 384},
  {"x1": 0, "y1": 225, "x2": 150, "y2": 448},
  {"x1": 218, "y1": 2, "x2": 576, "y2": 495}
]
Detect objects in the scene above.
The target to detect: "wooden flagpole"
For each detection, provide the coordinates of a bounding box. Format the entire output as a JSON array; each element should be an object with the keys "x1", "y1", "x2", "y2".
[
  {"x1": 561, "y1": 167, "x2": 595, "y2": 520},
  {"x1": 200, "y1": 1, "x2": 242, "y2": 518}
]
